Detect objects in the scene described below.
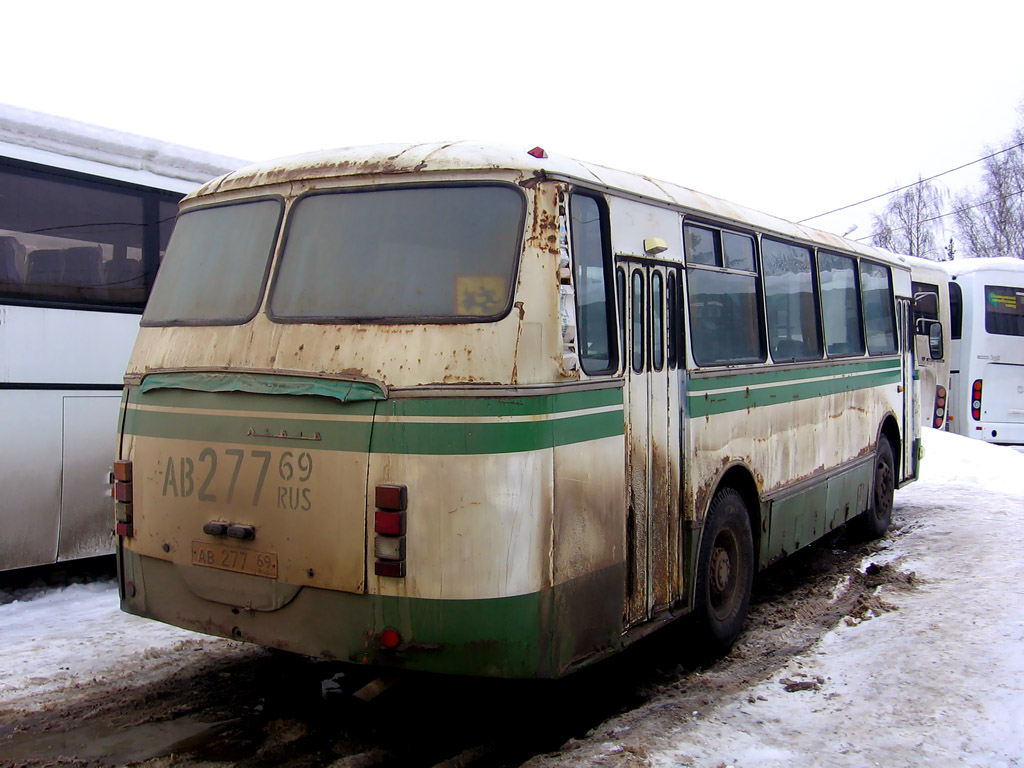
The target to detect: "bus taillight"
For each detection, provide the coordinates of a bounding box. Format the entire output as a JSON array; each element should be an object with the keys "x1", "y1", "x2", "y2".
[
  {"x1": 933, "y1": 386, "x2": 947, "y2": 429},
  {"x1": 380, "y1": 628, "x2": 402, "y2": 649},
  {"x1": 374, "y1": 484, "x2": 407, "y2": 578},
  {"x1": 113, "y1": 460, "x2": 134, "y2": 537},
  {"x1": 971, "y1": 380, "x2": 983, "y2": 421}
]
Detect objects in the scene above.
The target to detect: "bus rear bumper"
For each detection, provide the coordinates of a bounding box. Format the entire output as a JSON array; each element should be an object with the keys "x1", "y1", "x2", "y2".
[
  {"x1": 974, "y1": 421, "x2": 1024, "y2": 446},
  {"x1": 119, "y1": 549, "x2": 624, "y2": 679}
]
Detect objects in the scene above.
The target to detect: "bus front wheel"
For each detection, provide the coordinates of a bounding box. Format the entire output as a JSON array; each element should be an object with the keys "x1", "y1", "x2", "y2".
[
  {"x1": 694, "y1": 488, "x2": 754, "y2": 651},
  {"x1": 855, "y1": 437, "x2": 895, "y2": 540}
]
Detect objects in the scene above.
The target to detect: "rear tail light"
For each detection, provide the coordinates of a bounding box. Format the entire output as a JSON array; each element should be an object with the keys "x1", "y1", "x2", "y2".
[
  {"x1": 375, "y1": 484, "x2": 407, "y2": 511},
  {"x1": 374, "y1": 561, "x2": 406, "y2": 578},
  {"x1": 971, "y1": 380, "x2": 983, "y2": 421},
  {"x1": 113, "y1": 460, "x2": 133, "y2": 537},
  {"x1": 932, "y1": 386, "x2": 947, "y2": 429},
  {"x1": 380, "y1": 627, "x2": 402, "y2": 649},
  {"x1": 374, "y1": 484, "x2": 408, "y2": 578}
]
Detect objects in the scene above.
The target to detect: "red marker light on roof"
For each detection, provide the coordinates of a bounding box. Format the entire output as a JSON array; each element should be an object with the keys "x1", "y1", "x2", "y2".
[{"x1": 527, "y1": 146, "x2": 548, "y2": 159}]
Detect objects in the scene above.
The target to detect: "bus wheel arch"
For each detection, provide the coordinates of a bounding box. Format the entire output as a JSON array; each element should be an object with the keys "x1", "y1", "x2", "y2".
[
  {"x1": 693, "y1": 468, "x2": 759, "y2": 651},
  {"x1": 878, "y1": 415, "x2": 901, "y2": 480},
  {"x1": 856, "y1": 419, "x2": 899, "y2": 540}
]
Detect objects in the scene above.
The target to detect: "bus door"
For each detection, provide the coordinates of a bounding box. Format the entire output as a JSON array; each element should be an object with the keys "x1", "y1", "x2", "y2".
[
  {"x1": 897, "y1": 296, "x2": 919, "y2": 481},
  {"x1": 619, "y1": 258, "x2": 681, "y2": 627}
]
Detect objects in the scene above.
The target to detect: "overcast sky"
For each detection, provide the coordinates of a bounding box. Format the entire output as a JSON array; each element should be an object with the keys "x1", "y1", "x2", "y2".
[{"x1": 4, "y1": 0, "x2": 1022, "y2": 242}]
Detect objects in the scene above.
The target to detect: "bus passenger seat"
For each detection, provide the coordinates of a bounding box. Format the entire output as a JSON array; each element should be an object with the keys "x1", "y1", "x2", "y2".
[
  {"x1": 62, "y1": 246, "x2": 103, "y2": 287},
  {"x1": 104, "y1": 253, "x2": 145, "y2": 287},
  {"x1": 0, "y1": 237, "x2": 19, "y2": 286},
  {"x1": 26, "y1": 249, "x2": 65, "y2": 287}
]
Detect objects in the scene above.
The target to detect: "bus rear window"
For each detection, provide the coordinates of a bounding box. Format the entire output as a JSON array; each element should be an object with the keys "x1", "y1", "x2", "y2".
[
  {"x1": 269, "y1": 185, "x2": 524, "y2": 322},
  {"x1": 142, "y1": 200, "x2": 282, "y2": 325},
  {"x1": 985, "y1": 285, "x2": 1024, "y2": 337}
]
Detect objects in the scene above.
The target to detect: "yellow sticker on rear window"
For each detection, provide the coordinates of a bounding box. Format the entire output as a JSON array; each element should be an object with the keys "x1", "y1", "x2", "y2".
[{"x1": 456, "y1": 276, "x2": 506, "y2": 316}]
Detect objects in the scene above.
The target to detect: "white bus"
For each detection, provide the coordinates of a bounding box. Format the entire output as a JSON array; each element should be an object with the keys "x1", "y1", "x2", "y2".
[
  {"x1": 946, "y1": 256, "x2": 1024, "y2": 444},
  {"x1": 114, "y1": 142, "x2": 920, "y2": 677},
  {"x1": 0, "y1": 104, "x2": 241, "y2": 570}
]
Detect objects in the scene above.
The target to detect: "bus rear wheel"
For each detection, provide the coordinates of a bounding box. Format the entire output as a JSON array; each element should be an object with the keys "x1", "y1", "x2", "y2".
[
  {"x1": 694, "y1": 488, "x2": 754, "y2": 651},
  {"x1": 855, "y1": 437, "x2": 895, "y2": 540}
]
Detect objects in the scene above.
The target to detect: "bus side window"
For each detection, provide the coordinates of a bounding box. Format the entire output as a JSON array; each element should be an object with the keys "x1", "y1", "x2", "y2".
[
  {"x1": 570, "y1": 193, "x2": 616, "y2": 374},
  {"x1": 667, "y1": 271, "x2": 677, "y2": 369},
  {"x1": 762, "y1": 238, "x2": 821, "y2": 362},
  {"x1": 819, "y1": 252, "x2": 865, "y2": 357},
  {"x1": 684, "y1": 223, "x2": 765, "y2": 366},
  {"x1": 652, "y1": 271, "x2": 664, "y2": 371},
  {"x1": 616, "y1": 267, "x2": 627, "y2": 371},
  {"x1": 860, "y1": 261, "x2": 898, "y2": 355},
  {"x1": 631, "y1": 269, "x2": 645, "y2": 373},
  {"x1": 949, "y1": 281, "x2": 963, "y2": 340}
]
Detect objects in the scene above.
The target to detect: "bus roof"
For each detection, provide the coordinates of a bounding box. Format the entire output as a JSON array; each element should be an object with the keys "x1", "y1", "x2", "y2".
[
  {"x1": 0, "y1": 103, "x2": 245, "y2": 194},
  {"x1": 946, "y1": 256, "x2": 1024, "y2": 277},
  {"x1": 196, "y1": 141, "x2": 910, "y2": 268}
]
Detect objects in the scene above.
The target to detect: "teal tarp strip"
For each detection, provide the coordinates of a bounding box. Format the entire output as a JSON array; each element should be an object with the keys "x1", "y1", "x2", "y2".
[{"x1": 139, "y1": 372, "x2": 386, "y2": 402}]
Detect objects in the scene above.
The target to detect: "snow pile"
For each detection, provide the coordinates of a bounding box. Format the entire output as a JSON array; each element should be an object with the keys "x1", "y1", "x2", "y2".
[
  {"x1": 0, "y1": 577, "x2": 233, "y2": 713},
  {"x1": 645, "y1": 428, "x2": 1024, "y2": 767}
]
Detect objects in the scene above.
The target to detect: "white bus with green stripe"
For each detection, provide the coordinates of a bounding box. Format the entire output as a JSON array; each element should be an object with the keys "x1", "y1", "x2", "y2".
[{"x1": 115, "y1": 143, "x2": 920, "y2": 678}]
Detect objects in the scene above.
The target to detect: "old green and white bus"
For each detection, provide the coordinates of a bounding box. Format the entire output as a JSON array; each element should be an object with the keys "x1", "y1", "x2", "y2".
[{"x1": 115, "y1": 143, "x2": 919, "y2": 678}]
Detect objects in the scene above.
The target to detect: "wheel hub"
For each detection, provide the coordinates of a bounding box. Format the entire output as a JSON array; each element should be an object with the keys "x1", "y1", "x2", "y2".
[{"x1": 710, "y1": 546, "x2": 732, "y2": 596}]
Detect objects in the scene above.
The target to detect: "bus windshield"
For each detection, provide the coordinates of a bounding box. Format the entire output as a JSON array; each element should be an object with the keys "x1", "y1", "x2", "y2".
[{"x1": 269, "y1": 185, "x2": 524, "y2": 323}]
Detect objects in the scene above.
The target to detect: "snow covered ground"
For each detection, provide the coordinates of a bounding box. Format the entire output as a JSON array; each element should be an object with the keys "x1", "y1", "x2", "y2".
[
  {"x1": 588, "y1": 429, "x2": 1024, "y2": 767},
  {"x1": 1, "y1": 428, "x2": 1023, "y2": 767}
]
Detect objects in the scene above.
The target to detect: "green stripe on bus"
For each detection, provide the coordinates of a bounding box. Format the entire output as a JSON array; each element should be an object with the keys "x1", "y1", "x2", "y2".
[
  {"x1": 124, "y1": 408, "x2": 374, "y2": 451},
  {"x1": 123, "y1": 396, "x2": 624, "y2": 455},
  {"x1": 368, "y1": 409, "x2": 624, "y2": 454},
  {"x1": 687, "y1": 358, "x2": 900, "y2": 393},
  {"x1": 686, "y1": 368, "x2": 901, "y2": 417},
  {"x1": 383, "y1": 386, "x2": 623, "y2": 417}
]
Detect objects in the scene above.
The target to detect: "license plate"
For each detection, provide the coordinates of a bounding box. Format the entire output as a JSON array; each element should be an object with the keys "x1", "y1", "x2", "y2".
[{"x1": 191, "y1": 541, "x2": 279, "y2": 578}]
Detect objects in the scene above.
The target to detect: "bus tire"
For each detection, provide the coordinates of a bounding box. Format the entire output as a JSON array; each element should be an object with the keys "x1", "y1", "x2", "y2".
[
  {"x1": 855, "y1": 437, "x2": 895, "y2": 540},
  {"x1": 694, "y1": 488, "x2": 754, "y2": 651}
]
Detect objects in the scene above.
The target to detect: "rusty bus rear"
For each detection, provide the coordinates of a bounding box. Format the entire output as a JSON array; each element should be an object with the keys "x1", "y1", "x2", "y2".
[{"x1": 117, "y1": 143, "x2": 917, "y2": 678}]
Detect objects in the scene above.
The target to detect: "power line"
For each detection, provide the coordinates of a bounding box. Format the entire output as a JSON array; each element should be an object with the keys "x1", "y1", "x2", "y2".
[
  {"x1": 852, "y1": 186, "x2": 1024, "y2": 242},
  {"x1": 798, "y1": 140, "x2": 1024, "y2": 223}
]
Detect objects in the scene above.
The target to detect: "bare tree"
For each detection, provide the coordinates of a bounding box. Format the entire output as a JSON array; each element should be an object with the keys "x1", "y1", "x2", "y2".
[
  {"x1": 953, "y1": 121, "x2": 1024, "y2": 259},
  {"x1": 870, "y1": 177, "x2": 946, "y2": 259}
]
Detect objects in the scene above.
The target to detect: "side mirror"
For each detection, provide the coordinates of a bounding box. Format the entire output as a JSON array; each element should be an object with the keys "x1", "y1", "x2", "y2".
[{"x1": 927, "y1": 321, "x2": 944, "y2": 360}]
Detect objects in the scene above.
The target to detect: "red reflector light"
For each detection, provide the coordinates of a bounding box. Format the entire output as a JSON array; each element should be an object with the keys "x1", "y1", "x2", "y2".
[
  {"x1": 114, "y1": 481, "x2": 133, "y2": 503},
  {"x1": 116, "y1": 522, "x2": 133, "y2": 538},
  {"x1": 375, "y1": 560, "x2": 406, "y2": 578},
  {"x1": 375, "y1": 484, "x2": 407, "y2": 511},
  {"x1": 375, "y1": 510, "x2": 406, "y2": 536},
  {"x1": 380, "y1": 628, "x2": 402, "y2": 649},
  {"x1": 113, "y1": 460, "x2": 132, "y2": 482},
  {"x1": 527, "y1": 146, "x2": 548, "y2": 159}
]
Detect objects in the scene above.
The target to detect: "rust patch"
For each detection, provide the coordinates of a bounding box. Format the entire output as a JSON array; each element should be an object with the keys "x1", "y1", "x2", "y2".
[{"x1": 517, "y1": 170, "x2": 546, "y2": 189}]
